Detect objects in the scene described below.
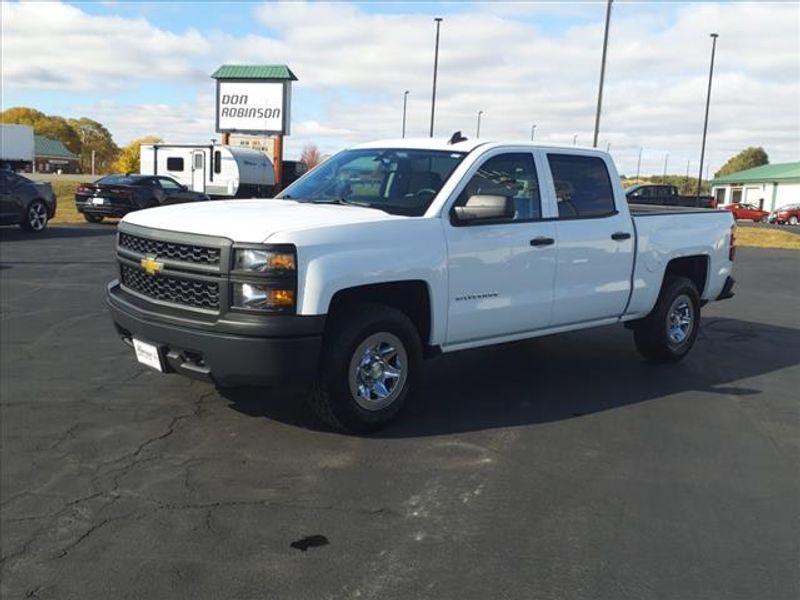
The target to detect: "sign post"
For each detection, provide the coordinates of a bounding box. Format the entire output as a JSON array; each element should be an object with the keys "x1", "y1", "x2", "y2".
[{"x1": 212, "y1": 65, "x2": 297, "y2": 192}]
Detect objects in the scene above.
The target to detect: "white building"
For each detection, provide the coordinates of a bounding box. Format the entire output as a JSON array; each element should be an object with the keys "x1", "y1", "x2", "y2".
[{"x1": 711, "y1": 162, "x2": 800, "y2": 211}]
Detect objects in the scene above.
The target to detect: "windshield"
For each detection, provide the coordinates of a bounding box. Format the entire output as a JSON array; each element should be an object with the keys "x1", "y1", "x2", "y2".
[
  {"x1": 97, "y1": 175, "x2": 146, "y2": 186},
  {"x1": 277, "y1": 148, "x2": 466, "y2": 216}
]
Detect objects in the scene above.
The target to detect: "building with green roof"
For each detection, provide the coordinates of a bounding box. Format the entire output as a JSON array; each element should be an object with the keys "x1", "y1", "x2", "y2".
[
  {"x1": 34, "y1": 134, "x2": 80, "y2": 174},
  {"x1": 710, "y1": 161, "x2": 800, "y2": 212}
]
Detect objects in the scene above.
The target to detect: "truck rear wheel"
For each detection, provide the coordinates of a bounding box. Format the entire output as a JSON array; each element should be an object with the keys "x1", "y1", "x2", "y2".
[
  {"x1": 309, "y1": 303, "x2": 422, "y2": 433},
  {"x1": 633, "y1": 276, "x2": 701, "y2": 363}
]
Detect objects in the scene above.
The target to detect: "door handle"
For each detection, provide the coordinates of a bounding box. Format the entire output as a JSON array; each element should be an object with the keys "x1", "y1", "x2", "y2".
[
  {"x1": 530, "y1": 237, "x2": 555, "y2": 247},
  {"x1": 611, "y1": 232, "x2": 632, "y2": 241}
]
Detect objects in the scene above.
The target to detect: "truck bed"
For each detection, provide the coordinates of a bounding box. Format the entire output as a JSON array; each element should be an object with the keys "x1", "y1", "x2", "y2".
[{"x1": 629, "y1": 203, "x2": 724, "y2": 216}]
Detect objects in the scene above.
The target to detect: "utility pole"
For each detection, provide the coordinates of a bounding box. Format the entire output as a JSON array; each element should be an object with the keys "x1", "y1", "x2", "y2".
[
  {"x1": 531, "y1": 124, "x2": 536, "y2": 141},
  {"x1": 402, "y1": 90, "x2": 409, "y2": 138},
  {"x1": 606, "y1": 141, "x2": 611, "y2": 153},
  {"x1": 91, "y1": 150, "x2": 96, "y2": 176},
  {"x1": 697, "y1": 33, "x2": 719, "y2": 200},
  {"x1": 476, "y1": 110, "x2": 483, "y2": 138},
  {"x1": 573, "y1": 134, "x2": 578, "y2": 146},
  {"x1": 429, "y1": 17, "x2": 443, "y2": 138},
  {"x1": 663, "y1": 152, "x2": 669, "y2": 178},
  {"x1": 635, "y1": 147, "x2": 642, "y2": 180},
  {"x1": 593, "y1": 0, "x2": 613, "y2": 148}
]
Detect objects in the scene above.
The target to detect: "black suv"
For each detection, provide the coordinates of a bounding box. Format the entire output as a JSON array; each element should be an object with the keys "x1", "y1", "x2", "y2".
[
  {"x1": 75, "y1": 174, "x2": 210, "y2": 223},
  {"x1": 0, "y1": 170, "x2": 57, "y2": 233}
]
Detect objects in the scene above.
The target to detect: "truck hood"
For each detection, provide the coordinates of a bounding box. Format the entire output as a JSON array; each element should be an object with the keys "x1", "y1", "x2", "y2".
[{"x1": 121, "y1": 198, "x2": 402, "y2": 242}]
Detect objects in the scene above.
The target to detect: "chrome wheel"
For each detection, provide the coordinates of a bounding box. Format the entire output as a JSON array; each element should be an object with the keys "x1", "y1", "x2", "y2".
[
  {"x1": 666, "y1": 294, "x2": 694, "y2": 346},
  {"x1": 348, "y1": 332, "x2": 408, "y2": 411},
  {"x1": 28, "y1": 202, "x2": 48, "y2": 231}
]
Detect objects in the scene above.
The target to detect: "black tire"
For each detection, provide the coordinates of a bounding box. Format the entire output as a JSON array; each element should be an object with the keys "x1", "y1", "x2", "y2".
[
  {"x1": 19, "y1": 199, "x2": 49, "y2": 233},
  {"x1": 633, "y1": 276, "x2": 701, "y2": 363},
  {"x1": 308, "y1": 303, "x2": 422, "y2": 433},
  {"x1": 83, "y1": 213, "x2": 104, "y2": 224}
]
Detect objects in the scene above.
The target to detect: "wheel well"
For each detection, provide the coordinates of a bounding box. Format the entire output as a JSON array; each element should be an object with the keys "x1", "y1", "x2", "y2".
[
  {"x1": 328, "y1": 281, "x2": 432, "y2": 345},
  {"x1": 664, "y1": 255, "x2": 708, "y2": 296}
]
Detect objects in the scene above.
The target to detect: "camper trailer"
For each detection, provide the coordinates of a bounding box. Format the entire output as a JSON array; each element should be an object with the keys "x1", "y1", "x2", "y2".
[{"x1": 140, "y1": 144, "x2": 275, "y2": 198}]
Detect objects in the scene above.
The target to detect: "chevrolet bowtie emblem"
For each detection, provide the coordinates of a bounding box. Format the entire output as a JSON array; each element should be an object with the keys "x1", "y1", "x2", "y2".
[{"x1": 140, "y1": 255, "x2": 164, "y2": 276}]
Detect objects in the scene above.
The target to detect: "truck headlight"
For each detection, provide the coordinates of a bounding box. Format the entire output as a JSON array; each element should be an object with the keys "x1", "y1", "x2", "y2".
[
  {"x1": 234, "y1": 248, "x2": 296, "y2": 273},
  {"x1": 232, "y1": 283, "x2": 295, "y2": 311}
]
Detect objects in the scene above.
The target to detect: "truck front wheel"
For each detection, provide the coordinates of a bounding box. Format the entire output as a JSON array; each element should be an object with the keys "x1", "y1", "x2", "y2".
[
  {"x1": 309, "y1": 304, "x2": 422, "y2": 433},
  {"x1": 633, "y1": 276, "x2": 701, "y2": 363}
]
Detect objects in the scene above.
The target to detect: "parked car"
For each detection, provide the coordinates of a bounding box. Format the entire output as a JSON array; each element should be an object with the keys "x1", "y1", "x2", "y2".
[
  {"x1": 0, "y1": 169, "x2": 57, "y2": 232},
  {"x1": 625, "y1": 184, "x2": 715, "y2": 208},
  {"x1": 75, "y1": 174, "x2": 210, "y2": 223},
  {"x1": 721, "y1": 202, "x2": 770, "y2": 222},
  {"x1": 768, "y1": 204, "x2": 800, "y2": 225},
  {"x1": 107, "y1": 138, "x2": 736, "y2": 433}
]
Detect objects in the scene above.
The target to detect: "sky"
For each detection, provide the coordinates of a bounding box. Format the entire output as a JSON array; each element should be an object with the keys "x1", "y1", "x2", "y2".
[{"x1": 2, "y1": 0, "x2": 799, "y2": 175}]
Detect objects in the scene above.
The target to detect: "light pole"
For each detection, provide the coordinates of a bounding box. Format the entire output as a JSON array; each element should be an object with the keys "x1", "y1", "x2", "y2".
[
  {"x1": 476, "y1": 110, "x2": 483, "y2": 138},
  {"x1": 663, "y1": 152, "x2": 669, "y2": 178},
  {"x1": 531, "y1": 124, "x2": 536, "y2": 141},
  {"x1": 635, "y1": 147, "x2": 642, "y2": 180},
  {"x1": 402, "y1": 90, "x2": 410, "y2": 138},
  {"x1": 696, "y1": 33, "x2": 719, "y2": 200},
  {"x1": 606, "y1": 141, "x2": 611, "y2": 153},
  {"x1": 429, "y1": 17, "x2": 443, "y2": 138},
  {"x1": 573, "y1": 134, "x2": 578, "y2": 146},
  {"x1": 593, "y1": 0, "x2": 613, "y2": 148}
]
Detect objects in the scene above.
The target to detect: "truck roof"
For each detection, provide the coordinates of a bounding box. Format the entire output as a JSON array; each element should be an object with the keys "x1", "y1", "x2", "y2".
[{"x1": 352, "y1": 137, "x2": 608, "y2": 156}]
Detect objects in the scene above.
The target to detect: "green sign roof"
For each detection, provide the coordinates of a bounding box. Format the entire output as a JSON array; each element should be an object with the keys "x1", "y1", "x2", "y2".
[
  {"x1": 712, "y1": 161, "x2": 800, "y2": 185},
  {"x1": 34, "y1": 135, "x2": 78, "y2": 159},
  {"x1": 211, "y1": 65, "x2": 297, "y2": 81}
]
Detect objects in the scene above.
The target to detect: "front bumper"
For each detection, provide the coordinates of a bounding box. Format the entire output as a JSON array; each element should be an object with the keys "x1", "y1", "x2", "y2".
[{"x1": 107, "y1": 280, "x2": 324, "y2": 387}]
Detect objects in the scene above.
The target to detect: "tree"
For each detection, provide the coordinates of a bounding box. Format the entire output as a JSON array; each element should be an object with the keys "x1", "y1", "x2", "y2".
[
  {"x1": 111, "y1": 136, "x2": 162, "y2": 174},
  {"x1": 69, "y1": 117, "x2": 119, "y2": 174},
  {"x1": 301, "y1": 144, "x2": 322, "y2": 170},
  {"x1": 1, "y1": 107, "x2": 82, "y2": 154},
  {"x1": 715, "y1": 147, "x2": 768, "y2": 178}
]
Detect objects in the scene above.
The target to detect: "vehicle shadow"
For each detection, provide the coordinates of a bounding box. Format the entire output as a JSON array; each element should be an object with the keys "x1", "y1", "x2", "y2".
[
  {"x1": 221, "y1": 317, "x2": 799, "y2": 437},
  {"x1": 0, "y1": 224, "x2": 117, "y2": 242}
]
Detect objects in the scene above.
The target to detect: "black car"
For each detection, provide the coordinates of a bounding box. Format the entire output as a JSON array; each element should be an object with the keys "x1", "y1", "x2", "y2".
[
  {"x1": 75, "y1": 174, "x2": 210, "y2": 223},
  {"x1": 625, "y1": 184, "x2": 716, "y2": 209},
  {"x1": 0, "y1": 170, "x2": 57, "y2": 233}
]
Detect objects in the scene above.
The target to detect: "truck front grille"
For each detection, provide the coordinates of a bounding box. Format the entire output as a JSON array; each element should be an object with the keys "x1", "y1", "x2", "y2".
[
  {"x1": 120, "y1": 264, "x2": 220, "y2": 310},
  {"x1": 118, "y1": 232, "x2": 220, "y2": 266}
]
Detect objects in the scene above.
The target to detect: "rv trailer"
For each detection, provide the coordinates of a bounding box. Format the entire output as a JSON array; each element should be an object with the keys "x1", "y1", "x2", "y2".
[{"x1": 140, "y1": 144, "x2": 275, "y2": 198}]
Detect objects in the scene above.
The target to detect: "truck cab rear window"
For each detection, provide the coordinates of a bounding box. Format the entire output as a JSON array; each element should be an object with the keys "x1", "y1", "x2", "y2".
[
  {"x1": 167, "y1": 157, "x2": 184, "y2": 172},
  {"x1": 547, "y1": 154, "x2": 615, "y2": 218}
]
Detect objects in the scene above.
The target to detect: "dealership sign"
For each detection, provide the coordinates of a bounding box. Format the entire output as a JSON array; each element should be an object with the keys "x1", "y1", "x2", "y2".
[{"x1": 213, "y1": 66, "x2": 295, "y2": 135}]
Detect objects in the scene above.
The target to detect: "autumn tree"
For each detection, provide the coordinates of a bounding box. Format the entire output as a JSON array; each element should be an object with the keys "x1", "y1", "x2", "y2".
[
  {"x1": 301, "y1": 144, "x2": 322, "y2": 170},
  {"x1": 69, "y1": 117, "x2": 119, "y2": 173},
  {"x1": 715, "y1": 147, "x2": 769, "y2": 178},
  {"x1": 1, "y1": 107, "x2": 81, "y2": 154},
  {"x1": 111, "y1": 136, "x2": 162, "y2": 174}
]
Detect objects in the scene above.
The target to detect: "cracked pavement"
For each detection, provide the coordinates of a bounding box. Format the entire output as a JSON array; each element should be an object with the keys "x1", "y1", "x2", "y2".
[{"x1": 1, "y1": 225, "x2": 798, "y2": 599}]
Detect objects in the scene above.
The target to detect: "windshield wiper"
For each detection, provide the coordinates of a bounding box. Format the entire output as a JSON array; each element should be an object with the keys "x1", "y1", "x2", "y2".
[{"x1": 308, "y1": 198, "x2": 383, "y2": 211}]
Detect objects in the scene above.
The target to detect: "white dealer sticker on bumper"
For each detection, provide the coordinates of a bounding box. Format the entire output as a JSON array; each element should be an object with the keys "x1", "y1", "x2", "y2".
[{"x1": 133, "y1": 338, "x2": 164, "y2": 372}]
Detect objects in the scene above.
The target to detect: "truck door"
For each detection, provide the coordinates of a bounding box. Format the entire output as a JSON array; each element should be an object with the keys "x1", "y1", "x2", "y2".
[
  {"x1": 444, "y1": 150, "x2": 557, "y2": 345},
  {"x1": 191, "y1": 151, "x2": 205, "y2": 193},
  {"x1": 544, "y1": 153, "x2": 634, "y2": 325}
]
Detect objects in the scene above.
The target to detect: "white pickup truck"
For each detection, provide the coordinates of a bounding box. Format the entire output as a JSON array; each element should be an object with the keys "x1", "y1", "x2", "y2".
[{"x1": 108, "y1": 136, "x2": 736, "y2": 432}]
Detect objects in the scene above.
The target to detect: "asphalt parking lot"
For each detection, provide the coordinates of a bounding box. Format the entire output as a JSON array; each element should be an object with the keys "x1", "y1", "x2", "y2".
[{"x1": 1, "y1": 225, "x2": 798, "y2": 600}]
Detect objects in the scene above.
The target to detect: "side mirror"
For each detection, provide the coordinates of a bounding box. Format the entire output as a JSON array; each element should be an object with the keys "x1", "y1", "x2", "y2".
[
  {"x1": 180, "y1": 184, "x2": 188, "y2": 191},
  {"x1": 452, "y1": 194, "x2": 514, "y2": 224}
]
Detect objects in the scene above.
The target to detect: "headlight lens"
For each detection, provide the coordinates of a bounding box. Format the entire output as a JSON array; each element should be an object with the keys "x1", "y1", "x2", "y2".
[
  {"x1": 234, "y1": 249, "x2": 296, "y2": 273},
  {"x1": 232, "y1": 283, "x2": 295, "y2": 311}
]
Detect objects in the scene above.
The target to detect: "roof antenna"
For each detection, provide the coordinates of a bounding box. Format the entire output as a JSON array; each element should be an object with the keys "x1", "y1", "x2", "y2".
[{"x1": 448, "y1": 131, "x2": 468, "y2": 145}]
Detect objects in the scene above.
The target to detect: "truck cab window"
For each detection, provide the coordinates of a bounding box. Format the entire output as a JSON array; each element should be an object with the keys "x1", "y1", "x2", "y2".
[
  {"x1": 214, "y1": 151, "x2": 221, "y2": 174},
  {"x1": 548, "y1": 154, "x2": 615, "y2": 218},
  {"x1": 166, "y1": 157, "x2": 184, "y2": 172},
  {"x1": 453, "y1": 153, "x2": 541, "y2": 222}
]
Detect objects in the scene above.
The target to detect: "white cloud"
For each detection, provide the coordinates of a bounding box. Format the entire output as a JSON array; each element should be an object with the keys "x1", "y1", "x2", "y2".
[{"x1": 2, "y1": 1, "x2": 798, "y2": 172}]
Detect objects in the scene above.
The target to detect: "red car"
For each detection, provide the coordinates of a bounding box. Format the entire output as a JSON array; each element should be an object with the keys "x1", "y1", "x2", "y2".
[
  {"x1": 769, "y1": 204, "x2": 800, "y2": 225},
  {"x1": 722, "y1": 202, "x2": 770, "y2": 222}
]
